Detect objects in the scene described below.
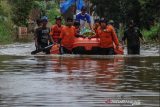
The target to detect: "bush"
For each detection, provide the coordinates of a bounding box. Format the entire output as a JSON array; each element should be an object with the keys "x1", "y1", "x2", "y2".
[
  {"x1": 118, "y1": 25, "x2": 127, "y2": 40},
  {"x1": 141, "y1": 23, "x2": 160, "y2": 41},
  {"x1": 118, "y1": 22, "x2": 160, "y2": 42},
  {"x1": 0, "y1": 0, "x2": 16, "y2": 41},
  {"x1": 12, "y1": 0, "x2": 34, "y2": 27},
  {"x1": 33, "y1": 1, "x2": 46, "y2": 17},
  {"x1": 0, "y1": 21, "x2": 12, "y2": 41},
  {"x1": 46, "y1": 2, "x2": 65, "y2": 25},
  {"x1": 33, "y1": 1, "x2": 65, "y2": 25}
]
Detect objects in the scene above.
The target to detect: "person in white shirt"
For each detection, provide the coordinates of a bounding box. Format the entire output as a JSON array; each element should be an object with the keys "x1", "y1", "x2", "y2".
[{"x1": 76, "y1": 5, "x2": 92, "y2": 31}]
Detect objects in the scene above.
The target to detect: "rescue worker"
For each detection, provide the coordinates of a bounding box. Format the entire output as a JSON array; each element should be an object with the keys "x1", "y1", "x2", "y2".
[
  {"x1": 76, "y1": 5, "x2": 92, "y2": 31},
  {"x1": 49, "y1": 16, "x2": 64, "y2": 44},
  {"x1": 35, "y1": 16, "x2": 52, "y2": 54},
  {"x1": 92, "y1": 19, "x2": 100, "y2": 33},
  {"x1": 109, "y1": 20, "x2": 118, "y2": 38},
  {"x1": 57, "y1": 17, "x2": 85, "y2": 54},
  {"x1": 90, "y1": 17, "x2": 119, "y2": 55},
  {"x1": 122, "y1": 20, "x2": 146, "y2": 55}
]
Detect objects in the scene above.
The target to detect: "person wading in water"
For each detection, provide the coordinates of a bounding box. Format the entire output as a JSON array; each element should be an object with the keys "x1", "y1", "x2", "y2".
[
  {"x1": 35, "y1": 16, "x2": 52, "y2": 54},
  {"x1": 122, "y1": 19, "x2": 146, "y2": 55},
  {"x1": 49, "y1": 16, "x2": 64, "y2": 44},
  {"x1": 57, "y1": 17, "x2": 85, "y2": 54},
  {"x1": 89, "y1": 17, "x2": 119, "y2": 55}
]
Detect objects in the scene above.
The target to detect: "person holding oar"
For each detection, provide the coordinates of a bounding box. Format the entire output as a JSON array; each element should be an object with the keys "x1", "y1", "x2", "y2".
[{"x1": 34, "y1": 16, "x2": 53, "y2": 54}]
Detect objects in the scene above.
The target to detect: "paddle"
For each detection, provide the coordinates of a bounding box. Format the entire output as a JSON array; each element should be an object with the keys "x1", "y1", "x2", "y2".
[{"x1": 31, "y1": 44, "x2": 54, "y2": 55}]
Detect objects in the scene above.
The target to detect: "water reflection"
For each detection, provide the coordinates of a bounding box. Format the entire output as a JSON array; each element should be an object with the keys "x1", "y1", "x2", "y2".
[{"x1": 0, "y1": 55, "x2": 159, "y2": 106}]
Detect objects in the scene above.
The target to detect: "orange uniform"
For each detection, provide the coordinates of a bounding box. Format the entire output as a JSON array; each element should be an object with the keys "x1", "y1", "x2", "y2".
[
  {"x1": 92, "y1": 26, "x2": 119, "y2": 48},
  {"x1": 59, "y1": 26, "x2": 78, "y2": 51},
  {"x1": 92, "y1": 26, "x2": 99, "y2": 33}
]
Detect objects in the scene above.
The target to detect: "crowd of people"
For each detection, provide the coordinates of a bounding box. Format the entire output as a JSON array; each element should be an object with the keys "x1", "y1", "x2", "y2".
[{"x1": 34, "y1": 5, "x2": 146, "y2": 55}]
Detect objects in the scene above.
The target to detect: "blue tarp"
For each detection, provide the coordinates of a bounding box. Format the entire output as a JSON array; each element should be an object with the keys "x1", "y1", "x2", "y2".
[
  {"x1": 76, "y1": 0, "x2": 84, "y2": 10},
  {"x1": 60, "y1": 0, "x2": 84, "y2": 13}
]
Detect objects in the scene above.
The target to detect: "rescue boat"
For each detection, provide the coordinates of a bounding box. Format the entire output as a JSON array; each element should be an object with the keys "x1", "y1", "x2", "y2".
[{"x1": 50, "y1": 37, "x2": 124, "y2": 55}]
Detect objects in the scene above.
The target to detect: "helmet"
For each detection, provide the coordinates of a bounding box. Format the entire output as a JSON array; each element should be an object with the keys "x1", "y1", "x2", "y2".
[
  {"x1": 100, "y1": 17, "x2": 108, "y2": 24},
  {"x1": 55, "y1": 16, "x2": 62, "y2": 20},
  {"x1": 127, "y1": 19, "x2": 135, "y2": 26}
]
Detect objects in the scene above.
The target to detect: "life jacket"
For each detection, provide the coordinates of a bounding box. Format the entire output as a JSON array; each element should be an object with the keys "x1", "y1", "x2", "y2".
[
  {"x1": 52, "y1": 25, "x2": 64, "y2": 42},
  {"x1": 125, "y1": 28, "x2": 140, "y2": 47}
]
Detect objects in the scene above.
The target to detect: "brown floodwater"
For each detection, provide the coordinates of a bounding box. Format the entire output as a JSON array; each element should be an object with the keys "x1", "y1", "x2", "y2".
[{"x1": 0, "y1": 34, "x2": 159, "y2": 107}]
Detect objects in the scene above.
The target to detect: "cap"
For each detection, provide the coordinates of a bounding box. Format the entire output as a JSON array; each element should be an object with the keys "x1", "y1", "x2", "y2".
[
  {"x1": 81, "y1": 5, "x2": 87, "y2": 10},
  {"x1": 42, "y1": 16, "x2": 48, "y2": 22}
]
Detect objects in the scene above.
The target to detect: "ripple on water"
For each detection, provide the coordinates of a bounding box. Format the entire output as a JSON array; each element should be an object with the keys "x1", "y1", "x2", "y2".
[{"x1": 0, "y1": 55, "x2": 159, "y2": 106}]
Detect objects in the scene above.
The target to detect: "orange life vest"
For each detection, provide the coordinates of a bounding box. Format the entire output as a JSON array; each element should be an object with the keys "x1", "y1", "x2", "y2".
[{"x1": 52, "y1": 25, "x2": 64, "y2": 42}]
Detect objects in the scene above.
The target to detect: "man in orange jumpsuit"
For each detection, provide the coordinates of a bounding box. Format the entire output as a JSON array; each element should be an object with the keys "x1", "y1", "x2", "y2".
[
  {"x1": 49, "y1": 16, "x2": 64, "y2": 44},
  {"x1": 57, "y1": 17, "x2": 84, "y2": 54},
  {"x1": 90, "y1": 17, "x2": 119, "y2": 55}
]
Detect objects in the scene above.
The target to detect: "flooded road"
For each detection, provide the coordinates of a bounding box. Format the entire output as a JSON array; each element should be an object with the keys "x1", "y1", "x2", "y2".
[{"x1": 0, "y1": 34, "x2": 159, "y2": 107}]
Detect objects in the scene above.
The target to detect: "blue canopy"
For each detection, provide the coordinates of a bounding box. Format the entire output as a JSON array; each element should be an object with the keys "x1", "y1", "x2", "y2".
[{"x1": 60, "y1": 0, "x2": 84, "y2": 13}]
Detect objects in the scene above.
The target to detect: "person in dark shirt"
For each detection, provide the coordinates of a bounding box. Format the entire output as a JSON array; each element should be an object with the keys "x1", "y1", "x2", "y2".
[
  {"x1": 35, "y1": 16, "x2": 51, "y2": 54},
  {"x1": 122, "y1": 20, "x2": 146, "y2": 55},
  {"x1": 34, "y1": 19, "x2": 42, "y2": 38}
]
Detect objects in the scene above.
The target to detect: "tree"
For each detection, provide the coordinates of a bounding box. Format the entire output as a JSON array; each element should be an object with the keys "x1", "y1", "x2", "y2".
[
  {"x1": 33, "y1": 1, "x2": 64, "y2": 24},
  {"x1": 138, "y1": 0, "x2": 160, "y2": 30},
  {"x1": 13, "y1": 0, "x2": 34, "y2": 27},
  {"x1": 89, "y1": 0, "x2": 160, "y2": 29}
]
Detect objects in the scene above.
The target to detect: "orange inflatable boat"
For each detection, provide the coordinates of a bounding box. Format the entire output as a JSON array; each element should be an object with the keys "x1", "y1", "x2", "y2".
[{"x1": 50, "y1": 38, "x2": 124, "y2": 55}]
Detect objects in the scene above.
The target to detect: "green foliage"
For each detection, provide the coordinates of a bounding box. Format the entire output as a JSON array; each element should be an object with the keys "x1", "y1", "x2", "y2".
[
  {"x1": 138, "y1": 0, "x2": 160, "y2": 29},
  {"x1": 33, "y1": 1, "x2": 46, "y2": 17},
  {"x1": 33, "y1": 1, "x2": 64, "y2": 25},
  {"x1": 0, "y1": 0, "x2": 16, "y2": 41},
  {"x1": 13, "y1": 0, "x2": 34, "y2": 27},
  {"x1": 141, "y1": 23, "x2": 160, "y2": 41},
  {"x1": 46, "y1": 2, "x2": 65, "y2": 24},
  {"x1": 118, "y1": 25, "x2": 127, "y2": 39},
  {"x1": 118, "y1": 22, "x2": 160, "y2": 41},
  {"x1": 0, "y1": 21, "x2": 12, "y2": 41},
  {"x1": 90, "y1": 0, "x2": 160, "y2": 30}
]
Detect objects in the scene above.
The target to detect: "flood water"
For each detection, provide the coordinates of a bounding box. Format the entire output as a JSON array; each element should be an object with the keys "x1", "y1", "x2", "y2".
[{"x1": 0, "y1": 34, "x2": 159, "y2": 107}]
